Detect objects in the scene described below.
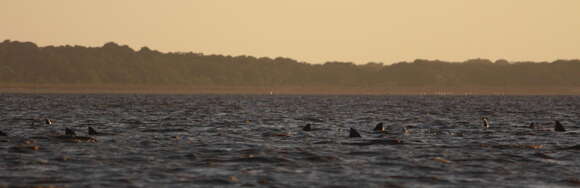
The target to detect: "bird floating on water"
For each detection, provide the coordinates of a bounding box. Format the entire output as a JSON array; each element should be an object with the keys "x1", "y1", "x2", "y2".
[
  {"x1": 402, "y1": 127, "x2": 410, "y2": 135},
  {"x1": 45, "y1": 119, "x2": 53, "y2": 125},
  {"x1": 481, "y1": 117, "x2": 490, "y2": 128}
]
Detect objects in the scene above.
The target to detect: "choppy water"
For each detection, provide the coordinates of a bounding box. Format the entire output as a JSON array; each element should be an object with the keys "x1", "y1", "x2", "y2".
[{"x1": 1, "y1": 94, "x2": 580, "y2": 187}]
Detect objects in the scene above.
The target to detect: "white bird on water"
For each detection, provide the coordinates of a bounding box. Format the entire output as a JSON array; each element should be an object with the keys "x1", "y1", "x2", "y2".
[{"x1": 481, "y1": 117, "x2": 490, "y2": 128}]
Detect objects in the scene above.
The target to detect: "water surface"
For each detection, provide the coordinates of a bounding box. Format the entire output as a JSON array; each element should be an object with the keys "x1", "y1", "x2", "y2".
[{"x1": 1, "y1": 94, "x2": 579, "y2": 187}]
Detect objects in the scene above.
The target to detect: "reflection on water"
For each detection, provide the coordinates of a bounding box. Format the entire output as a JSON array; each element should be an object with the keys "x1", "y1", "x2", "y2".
[{"x1": 1, "y1": 94, "x2": 579, "y2": 187}]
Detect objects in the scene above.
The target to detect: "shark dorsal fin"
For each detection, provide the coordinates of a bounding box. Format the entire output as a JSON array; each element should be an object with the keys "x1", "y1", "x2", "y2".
[
  {"x1": 65, "y1": 128, "x2": 76, "y2": 136},
  {"x1": 88, "y1": 127, "x2": 98, "y2": 135},
  {"x1": 349, "y1": 128, "x2": 361, "y2": 138},
  {"x1": 374, "y1": 122, "x2": 384, "y2": 131},
  {"x1": 555, "y1": 120, "x2": 566, "y2": 132},
  {"x1": 302, "y1": 124, "x2": 312, "y2": 131}
]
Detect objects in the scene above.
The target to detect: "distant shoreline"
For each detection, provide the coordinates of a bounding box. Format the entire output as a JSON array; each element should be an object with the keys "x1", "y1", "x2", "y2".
[
  {"x1": 3, "y1": 40, "x2": 580, "y2": 94},
  {"x1": 1, "y1": 84, "x2": 579, "y2": 95}
]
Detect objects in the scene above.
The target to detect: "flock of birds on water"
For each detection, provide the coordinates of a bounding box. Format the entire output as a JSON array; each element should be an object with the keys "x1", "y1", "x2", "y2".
[{"x1": 0, "y1": 116, "x2": 571, "y2": 144}]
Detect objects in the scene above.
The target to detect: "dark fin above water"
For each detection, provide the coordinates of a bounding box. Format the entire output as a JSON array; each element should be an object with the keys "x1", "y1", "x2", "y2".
[
  {"x1": 303, "y1": 124, "x2": 312, "y2": 131},
  {"x1": 555, "y1": 120, "x2": 566, "y2": 132},
  {"x1": 560, "y1": 145, "x2": 580, "y2": 150},
  {"x1": 374, "y1": 122, "x2": 384, "y2": 131},
  {"x1": 88, "y1": 127, "x2": 98, "y2": 135},
  {"x1": 481, "y1": 117, "x2": 490, "y2": 128},
  {"x1": 349, "y1": 128, "x2": 361, "y2": 138},
  {"x1": 0, "y1": 130, "x2": 7, "y2": 136},
  {"x1": 65, "y1": 128, "x2": 76, "y2": 136},
  {"x1": 529, "y1": 122, "x2": 536, "y2": 129}
]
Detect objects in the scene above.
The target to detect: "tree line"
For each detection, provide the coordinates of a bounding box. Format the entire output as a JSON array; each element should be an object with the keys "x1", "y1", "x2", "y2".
[{"x1": 1, "y1": 40, "x2": 580, "y2": 90}]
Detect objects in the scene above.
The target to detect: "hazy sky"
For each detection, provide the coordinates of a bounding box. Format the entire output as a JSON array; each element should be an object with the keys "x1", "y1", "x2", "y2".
[{"x1": 1, "y1": 1, "x2": 579, "y2": 64}]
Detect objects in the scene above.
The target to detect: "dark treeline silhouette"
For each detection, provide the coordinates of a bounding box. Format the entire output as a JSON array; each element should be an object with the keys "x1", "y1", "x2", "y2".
[{"x1": 1, "y1": 40, "x2": 580, "y2": 93}]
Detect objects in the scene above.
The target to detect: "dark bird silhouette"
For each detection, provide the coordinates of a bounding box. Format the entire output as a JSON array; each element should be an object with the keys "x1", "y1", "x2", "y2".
[
  {"x1": 349, "y1": 128, "x2": 361, "y2": 138},
  {"x1": 0, "y1": 130, "x2": 7, "y2": 136},
  {"x1": 373, "y1": 122, "x2": 385, "y2": 132},
  {"x1": 554, "y1": 120, "x2": 566, "y2": 132},
  {"x1": 45, "y1": 119, "x2": 53, "y2": 125},
  {"x1": 302, "y1": 124, "x2": 312, "y2": 131},
  {"x1": 481, "y1": 117, "x2": 490, "y2": 128}
]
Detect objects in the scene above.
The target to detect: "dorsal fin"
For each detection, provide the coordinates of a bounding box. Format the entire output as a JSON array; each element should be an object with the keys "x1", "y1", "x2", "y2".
[
  {"x1": 65, "y1": 128, "x2": 76, "y2": 136},
  {"x1": 349, "y1": 128, "x2": 361, "y2": 138},
  {"x1": 529, "y1": 122, "x2": 536, "y2": 129},
  {"x1": 373, "y1": 122, "x2": 384, "y2": 131},
  {"x1": 88, "y1": 127, "x2": 98, "y2": 135},
  {"x1": 555, "y1": 120, "x2": 566, "y2": 132},
  {"x1": 302, "y1": 124, "x2": 312, "y2": 131},
  {"x1": 0, "y1": 130, "x2": 7, "y2": 136}
]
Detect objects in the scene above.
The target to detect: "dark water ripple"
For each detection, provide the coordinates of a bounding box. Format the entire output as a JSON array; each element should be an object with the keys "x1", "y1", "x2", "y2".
[{"x1": 1, "y1": 94, "x2": 580, "y2": 187}]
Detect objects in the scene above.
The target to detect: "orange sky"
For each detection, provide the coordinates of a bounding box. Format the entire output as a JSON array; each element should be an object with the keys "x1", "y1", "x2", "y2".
[{"x1": 1, "y1": 0, "x2": 579, "y2": 64}]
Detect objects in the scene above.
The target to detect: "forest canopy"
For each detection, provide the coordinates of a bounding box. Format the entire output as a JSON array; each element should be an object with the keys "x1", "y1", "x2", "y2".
[{"x1": 1, "y1": 40, "x2": 580, "y2": 94}]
